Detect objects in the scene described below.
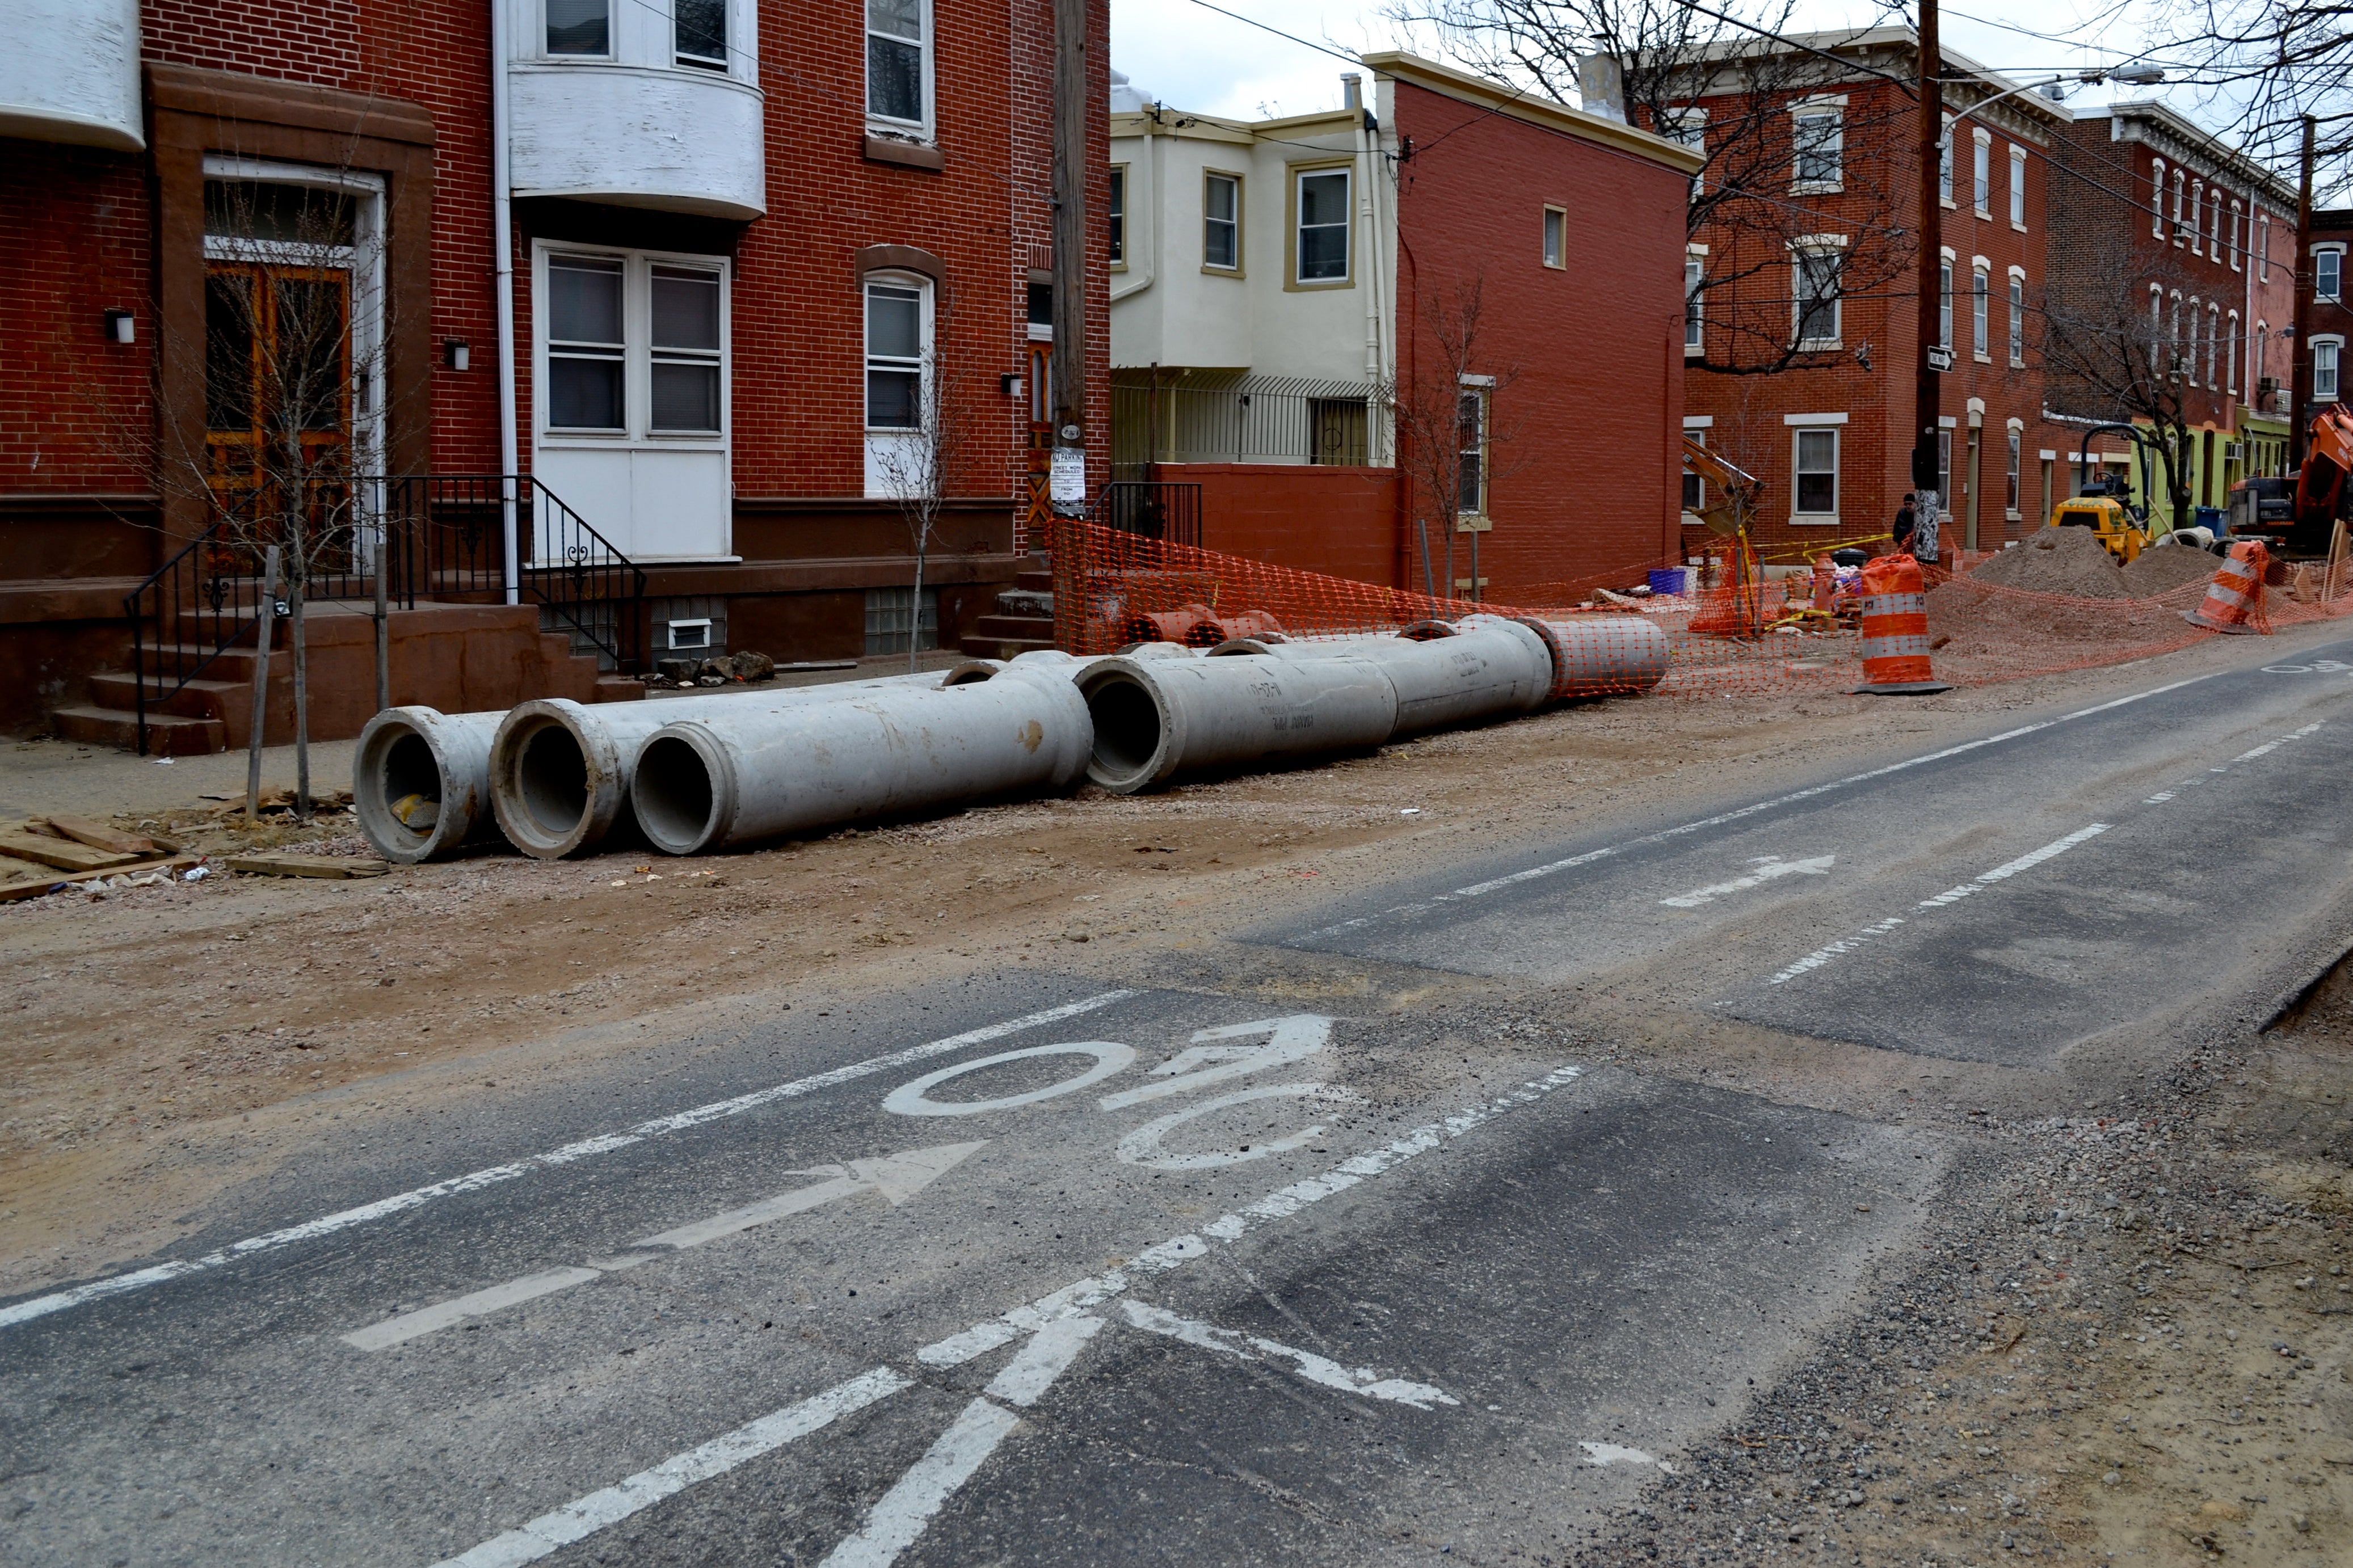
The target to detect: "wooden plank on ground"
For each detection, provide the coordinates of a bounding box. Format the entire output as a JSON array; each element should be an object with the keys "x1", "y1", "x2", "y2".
[
  {"x1": 43, "y1": 815, "x2": 160, "y2": 855},
  {"x1": 0, "y1": 832, "x2": 140, "y2": 874},
  {"x1": 225, "y1": 852, "x2": 388, "y2": 880},
  {"x1": 0, "y1": 855, "x2": 201, "y2": 903}
]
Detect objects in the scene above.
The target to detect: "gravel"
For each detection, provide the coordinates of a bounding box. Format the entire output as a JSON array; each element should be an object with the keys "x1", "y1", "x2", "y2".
[{"x1": 1965, "y1": 526, "x2": 2134, "y2": 599}]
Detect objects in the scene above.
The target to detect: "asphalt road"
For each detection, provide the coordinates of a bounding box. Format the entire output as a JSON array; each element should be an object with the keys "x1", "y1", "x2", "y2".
[{"x1": 9, "y1": 631, "x2": 2353, "y2": 1566}]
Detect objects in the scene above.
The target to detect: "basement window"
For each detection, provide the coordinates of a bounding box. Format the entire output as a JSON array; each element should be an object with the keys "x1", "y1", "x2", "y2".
[{"x1": 667, "y1": 618, "x2": 713, "y2": 651}]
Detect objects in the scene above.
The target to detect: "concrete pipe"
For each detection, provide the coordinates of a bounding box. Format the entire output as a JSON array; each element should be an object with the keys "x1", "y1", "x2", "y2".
[
  {"x1": 1508, "y1": 613, "x2": 1673, "y2": 702},
  {"x1": 1243, "y1": 619, "x2": 1551, "y2": 738},
  {"x1": 353, "y1": 706, "x2": 507, "y2": 863},
  {"x1": 1075, "y1": 651, "x2": 1396, "y2": 795},
  {"x1": 491, "y1": 672, "x2": 955, "y2": 859},
  {"x1": 629, "y1": 665, "x2": 1094, "y2": 854}
]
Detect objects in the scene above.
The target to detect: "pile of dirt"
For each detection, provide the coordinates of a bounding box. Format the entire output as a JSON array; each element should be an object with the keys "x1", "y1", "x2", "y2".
[
  {"x1": 2122, "y1": 538, "x2": 2225, "y2": 596},
  {"x1": 1963, "y1": 525, "x2": 2133, "y2": 598}
]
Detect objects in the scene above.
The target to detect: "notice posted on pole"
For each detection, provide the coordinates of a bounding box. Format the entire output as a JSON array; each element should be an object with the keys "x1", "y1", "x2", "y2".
[{"x1": 1051, "y1": 448, "x2": 1087, "y2": 504}]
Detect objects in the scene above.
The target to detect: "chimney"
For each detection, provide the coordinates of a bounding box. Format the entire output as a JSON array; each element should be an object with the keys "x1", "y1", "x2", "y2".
[{"x1": 1342, "y1": 73, "x2": 1362, "y2": 112}]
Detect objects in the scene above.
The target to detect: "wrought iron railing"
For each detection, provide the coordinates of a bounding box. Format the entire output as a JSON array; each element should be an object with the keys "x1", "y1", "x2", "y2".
[
  {"x1": 1092, "y1": 481, "x2": 1202, "y2": 547},
  {"x1": 120, "y1": 474, "x2": 643, "y2": 753}
]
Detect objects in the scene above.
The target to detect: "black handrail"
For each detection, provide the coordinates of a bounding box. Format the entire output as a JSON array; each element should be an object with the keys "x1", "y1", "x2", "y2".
[{"x1": 120, "y1": 475, "x2": 645, "y2": 753}]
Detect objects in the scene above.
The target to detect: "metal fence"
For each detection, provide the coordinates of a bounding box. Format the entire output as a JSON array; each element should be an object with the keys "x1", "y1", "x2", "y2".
[
  {"x1": 1111, "y1": 376, "x2": 1381, "y2": 472},
  {"x1": 1091, "y1": 481, "x2": 1202, "y2": 547}
]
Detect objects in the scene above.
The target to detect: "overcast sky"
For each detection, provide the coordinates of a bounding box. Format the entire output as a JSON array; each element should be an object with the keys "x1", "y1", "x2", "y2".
[{"x1": 1108, "y1": 0, "x2": 2226, "y2": 138}]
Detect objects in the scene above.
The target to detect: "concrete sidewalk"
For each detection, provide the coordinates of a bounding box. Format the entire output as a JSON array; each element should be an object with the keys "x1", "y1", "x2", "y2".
[{"x1": 2, "y1": 648, "x2": 975, "y2": 824}]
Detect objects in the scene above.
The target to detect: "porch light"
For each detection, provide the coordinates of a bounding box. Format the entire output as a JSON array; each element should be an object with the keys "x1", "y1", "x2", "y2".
[
  {"x1": 104, "y1": 310, "x2": 134, "y2": 344},
  {"x1": 444, "y1": 339, "x2": 471, "y2": 371}
]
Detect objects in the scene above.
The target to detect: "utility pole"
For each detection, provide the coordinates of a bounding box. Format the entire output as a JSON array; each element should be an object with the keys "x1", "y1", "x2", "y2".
[
  {"x1": 1909, "y1": 0, "x2": 1944, "y2": 557},
  {"x1": 2292, "y1": 113, "x2": 2317, "y2": 469},
  {"x1": 1049, "y1": 0, "x2": 1089, "y2": 517}
]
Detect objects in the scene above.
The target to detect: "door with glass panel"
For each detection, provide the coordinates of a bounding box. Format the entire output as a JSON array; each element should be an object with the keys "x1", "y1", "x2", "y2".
[{"x1": 533, "y1": 246, "x2": 732, "y2": 561}]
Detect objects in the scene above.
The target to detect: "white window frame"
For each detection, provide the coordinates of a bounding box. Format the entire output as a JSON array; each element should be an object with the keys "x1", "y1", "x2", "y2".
[
  {"x1": 201, "y1": 155, "x2": 389, "y2": 479},
  {"x1": 1939, "y1": 250, "x2": 1954, "y2": 349},
  {"x1": 2009, "y1": 145, "x2": 2027, "y2": 229},
  {"x1": 2318, "y1": 243, "x2": 2346, "y2": 303},
  {"x1": 1790, "y1": 420, "x2": 1840, "y2": 522},
  {"x1": 2230, "y1": 199, "x2": 2244, "y2": 271},
  {"x1": 2007, "y1": 266, "x2": 2026, "y2": 367},
  {"x1": 544, "y1": 0, "x2": 613, "y2": 60},
  {"x1": 1662, "y1": 108, "x2": 1707, "y2": 192},
  {"x1": 2257, "y1": 318, "x2": 2270, "y2": 395},
  {"x1": 1972, "y1": 128, "x2": 1992, "y2": 216},
  {"x1": 1455, "y1": 380, "x2": 1490, "y2": 521},
  {"x1": 2190, "y1": 180, "x2": 2205, "y2": 254},
  {"x1": 1683, "y1": 248, "x2": 1705, "y2": 355},
  {"x1": 2173, "y1": 169, "x2": 2188, "y2": 242},
  {"x1": 1202, "y1": 170, "x2": 1243, "y2": 273},
  {"x1": 1939, "y1": 116, "x2": 1954, "y2": 206},
  {"x1": 862, "y1": 269, "x2": 933, "y2": 498},
  {"x1": 2150, "y1": 158, "x2": 2166, "y2": 238},
  {"x1": 1791, "y1": 237, "x2": 1845, "y2": 350},
  {"x1": 2260, "y1": 213, "x2": 2272, "y2": 281},
  {"x1": 1543, "y1": 205, "x2": 1567, "y2": 270},
  {"x1": 2316, "y1": 335, "x2": 2343, "y2": 403},
  {"x1": 534, "y1": 241, "x2": 731, "y2": 452},
  {"x1": 865, "y1": 0, "x2": 934, "y2": 142},
  {"x1": 2207, "y1": 302, "x2": 2222, "y2": 389},
  {"x1": 1790, "y1": 99, "x2": 1845, "y2": 192},
  {"x1": 1682, "y1": 420, "x2": 1708, "y2": 514},
  {"x1": 1108, "y1": 165, "x2": 1127, "y2": 268},
  {"x1": 1291, "y1": 164, "x2": 1351, "y2": 286},
  {"x1": 1971, "y1": 260, "x2": 1989, "y2": 360},
  {"x1": 672, "y1": 0, "x2": 730, "y2": 72},
  {"x1": 2227, "y1": 309, "x2": 2241, "y2": 395},
  {"x1": 2004, "y1": 419, "x2": 2023, "y2": 519}
]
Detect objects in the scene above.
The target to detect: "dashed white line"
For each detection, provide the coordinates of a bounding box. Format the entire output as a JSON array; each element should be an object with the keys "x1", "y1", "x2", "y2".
[
  {"x1": 437, "y1": 1064, "x2": 1589, "y2": 1568},
  {"x1": 1299, "y1": 673, "x2": 2219, "y2": 941},
  {"x1": 1916, "y1": 824, "x2": 2111, "y2": 908},
  {"x1": 0, "y1": 992, "x2": 1134, "y2": 1333},
  {"x1": 1769, "y1": 918, "x2": 1906, "y2": 986}
]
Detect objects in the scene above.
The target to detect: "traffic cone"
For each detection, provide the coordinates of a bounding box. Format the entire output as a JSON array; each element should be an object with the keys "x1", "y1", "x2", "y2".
[
  {"x1": 1850, "y1": 553, "x2": 1952, "y2": 694},
  {"x1": 2182, "y1": 541, "x2": 2269, "y2": 634}
]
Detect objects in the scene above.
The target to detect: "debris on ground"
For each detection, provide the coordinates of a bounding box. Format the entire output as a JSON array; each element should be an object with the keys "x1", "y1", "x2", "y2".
[
  {"x1": 224, "y1": 850, "x2": 388, "y2": 879},
  {"x1": 1965, "y1": 526, "x2": 2136, "y2": 598},
  {"x1": 2123, "y1": 539, "x2": 2229, "y2": 597}
]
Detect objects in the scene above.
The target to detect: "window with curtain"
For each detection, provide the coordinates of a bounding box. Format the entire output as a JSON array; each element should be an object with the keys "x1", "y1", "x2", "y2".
[{"x1": 864, "y1": 279, "x2": 924, "y2": 429}]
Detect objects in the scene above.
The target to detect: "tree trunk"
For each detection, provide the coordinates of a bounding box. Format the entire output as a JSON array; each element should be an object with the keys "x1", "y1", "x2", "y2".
[
  {"x1": 908, "y1": 517, "x2": 930, "y2": 676},
  {"x1": 291, "y1": 579, "x2": 312, "y2": 821}
]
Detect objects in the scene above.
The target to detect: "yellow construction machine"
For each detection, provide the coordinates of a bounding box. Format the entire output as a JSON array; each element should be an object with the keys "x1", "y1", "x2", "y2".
[{"x1": 2051, "y1": 423, "x2": 2156, "y2": 561}]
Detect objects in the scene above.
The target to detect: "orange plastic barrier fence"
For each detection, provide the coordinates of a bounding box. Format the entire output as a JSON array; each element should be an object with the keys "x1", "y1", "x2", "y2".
[{"x1": 1047, "y1": 520, "x2": 2353, "y2": 702}]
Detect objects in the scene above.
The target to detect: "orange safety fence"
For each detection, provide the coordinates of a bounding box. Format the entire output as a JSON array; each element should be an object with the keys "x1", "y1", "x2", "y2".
[{"x1": 1047, "y1": 519, "x2": 2353, "y2": 702}]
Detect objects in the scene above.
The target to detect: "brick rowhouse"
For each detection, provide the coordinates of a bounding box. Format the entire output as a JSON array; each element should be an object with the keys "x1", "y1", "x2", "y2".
[
  {"x1": 0, "y1": 0, "x2": 1108, "y2": 742},
  {"x1": 2046, "y1": 100, "x2": 2299, "y2": 521},
  {"x1": 1662, "y1": 27, "x2": 2062, "y2": 567}
]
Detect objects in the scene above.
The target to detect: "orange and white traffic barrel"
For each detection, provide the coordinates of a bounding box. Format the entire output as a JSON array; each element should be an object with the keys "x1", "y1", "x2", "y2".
[
  {"x1": 1851, "y1": 553, "x2": 1952, "y2": 695},
  {"x1": 2182, "y1": 540, "x2": 2270, "y2": 634}
]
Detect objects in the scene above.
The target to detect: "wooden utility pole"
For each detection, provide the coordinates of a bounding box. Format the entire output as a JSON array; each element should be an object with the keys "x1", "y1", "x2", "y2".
[
  {"x1": 1049, "y1": 0, "x2": 1089, "y2": 516},
  {"x1": 2292, "y1": 113, "x2": 2317, "y2": 468},
  {"x1": 1910, "y1": 0, "x2": 1944, "y2": 551}
]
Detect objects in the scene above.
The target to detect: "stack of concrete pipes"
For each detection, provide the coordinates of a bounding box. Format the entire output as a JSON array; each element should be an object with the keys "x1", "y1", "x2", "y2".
[{"x1": 353, "y1": 614, "x2": 1668, "y2": 862}]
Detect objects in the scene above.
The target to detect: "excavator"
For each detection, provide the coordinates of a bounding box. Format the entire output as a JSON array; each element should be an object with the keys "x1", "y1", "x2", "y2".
[
  {"x1": 1681, "y1": 435, "x2": 1769, "y2": 635},
  {"x1": 2226, "y1": 403, "x2": 2353, "y2": 558}
]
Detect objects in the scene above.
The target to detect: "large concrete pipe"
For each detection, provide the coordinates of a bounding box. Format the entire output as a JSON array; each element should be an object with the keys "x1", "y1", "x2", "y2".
[
  {"x1": 353, "y1": 706, "x2": 507, "y2": 863},
  {"x1": 1509, "y1": 613, "x2": 1673, "y2": 702},
  {"x1": 1074, "y1": 651, "x2": 1396, "y2": 795},
  {"x1": 1236, "y1": 619, "x2": 1551, "y2": 737},
  {"x1": 628, "y1": 665, "x2": 1093, "y2": 854},
  {"x1": 490, "y1": 672, "x2": 958, "y2": 859}
]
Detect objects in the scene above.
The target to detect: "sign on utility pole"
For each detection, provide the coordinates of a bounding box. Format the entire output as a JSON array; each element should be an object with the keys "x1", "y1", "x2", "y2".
[
  {"x1": 1910, "y1": 0, "x2": 1944, "y2": 546},
  {"x1": 1050, "y1": 0, "x2": 1088, "y2": 516}
]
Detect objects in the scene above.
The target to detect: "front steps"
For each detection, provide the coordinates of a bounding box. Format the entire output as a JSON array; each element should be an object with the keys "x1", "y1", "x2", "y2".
[{"x1": 957, "y1": 564, "x2": 1057, "y2": 659}]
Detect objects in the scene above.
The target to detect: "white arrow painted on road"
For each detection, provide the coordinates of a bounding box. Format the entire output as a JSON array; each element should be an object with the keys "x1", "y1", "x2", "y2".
[
  {"x1": 1118, "y1": 1299, "x2": 1459, "y2": 1410},
  {"x1": 342, "y1": 1142, "x2": 987, "y2": 1352},
  {"x1": 1659, "y1": 854, "x2": 1835, "y2": 908}
]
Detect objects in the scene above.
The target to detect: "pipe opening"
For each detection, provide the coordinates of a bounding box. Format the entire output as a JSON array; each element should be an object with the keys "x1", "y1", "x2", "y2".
[
  {"x1": 516, "y1": 721, "x2": 591, "y2": 838},
  {"x1": 376, "y1": 731, "x2": 441, "y2": 846},
  {"x1": 1083, "y1": 673, "x2": 1165, "y2": 788},
  {"x1": 634, "y1": 733, "x2": 717, "y2": 853}
]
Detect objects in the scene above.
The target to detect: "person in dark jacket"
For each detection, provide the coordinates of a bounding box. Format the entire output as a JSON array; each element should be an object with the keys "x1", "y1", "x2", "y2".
[{"x1": 1891, "y1": 493, "x2": 1918, "y2": 555}]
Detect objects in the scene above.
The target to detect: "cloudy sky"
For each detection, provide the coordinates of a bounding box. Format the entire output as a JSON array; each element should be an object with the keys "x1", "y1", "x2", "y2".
[{"x1": 1108, "y1": 0, "x2": 2217, "y2": 132}]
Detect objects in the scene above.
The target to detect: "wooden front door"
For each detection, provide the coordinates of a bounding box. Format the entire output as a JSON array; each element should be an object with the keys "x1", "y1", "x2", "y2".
[{"x1": 204, "y1": 261, "x2": 353, "y2": 559}]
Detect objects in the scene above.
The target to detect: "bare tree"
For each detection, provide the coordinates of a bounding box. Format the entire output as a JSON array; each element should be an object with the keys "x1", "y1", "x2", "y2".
[
  {"x1": 1383, "y1": 277, "x2": 1525, "y2": 599},
  {"x1": 2144, "y1": 0, "x2": 2353, "y2": 194},
  {"x1": 1387, "y1": 0, "x2": 1917, "y2": 377},
  {"x1": 2036, "y1": 218, "x2": 2196, "y2": 522},
  {"x1": 869, "y1": 350, "x2": 970, "y2": 672}
]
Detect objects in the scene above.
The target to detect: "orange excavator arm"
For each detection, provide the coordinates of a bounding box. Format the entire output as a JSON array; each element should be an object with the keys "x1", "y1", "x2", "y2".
[
  {"x1": 1681, "y1": 435, "x2": 1765, "y2": 539},
  {"x1": 2299, "y1": 405, "x2": 2353, "y2": 526}
]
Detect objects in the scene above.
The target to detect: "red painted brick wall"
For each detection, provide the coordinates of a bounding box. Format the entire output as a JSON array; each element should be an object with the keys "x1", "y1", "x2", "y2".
[
  {"x1": 1156, "y1": 462, "x2": 1401, "y2": 586},
  {"x1": 1680, "y1": 74, "x2": 2052, "y2": 562},
  {"x1": 1391, "y1": 81, "x2": 1689, "y2": 598}
]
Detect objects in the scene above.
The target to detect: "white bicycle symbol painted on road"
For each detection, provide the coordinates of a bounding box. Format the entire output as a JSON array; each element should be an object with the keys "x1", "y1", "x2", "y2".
[{"x1": 879, "y1": 1013, "x2": 1353, "y2": 1170}]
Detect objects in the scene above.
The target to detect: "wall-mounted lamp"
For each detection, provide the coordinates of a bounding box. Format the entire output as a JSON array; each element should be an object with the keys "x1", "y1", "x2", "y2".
[
  {"x1": 444, "y1": 339, "x2": 471, "y2": 371},
  {"x1": 999, "y1": 373, "x2": 1025, "y2": 397},
  {"x1": 103, "y1": 310, "x2": 135, "y2": 344}
]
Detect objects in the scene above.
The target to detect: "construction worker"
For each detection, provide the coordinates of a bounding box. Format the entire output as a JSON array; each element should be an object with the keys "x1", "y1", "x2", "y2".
[{"x1": 1892, "y1": 493, "x2": 1919, "y2": 557}]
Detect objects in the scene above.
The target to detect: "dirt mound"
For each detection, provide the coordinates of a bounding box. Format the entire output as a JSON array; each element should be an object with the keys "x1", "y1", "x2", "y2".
[
  {"x1": 2120, "y1": 538, "x2": 2223, "y2": 596},
  {"x1": 1963, "y1": 525, "x2": 2132, "y2": 598}
]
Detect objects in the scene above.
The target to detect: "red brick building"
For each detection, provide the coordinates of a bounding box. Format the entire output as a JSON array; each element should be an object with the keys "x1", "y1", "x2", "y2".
[
  {"x1": 1664, "y1": 28, "x2": 2063, "y2": 564},
  {"x1": 2046, "y1": 100, "x2": 2299, "y2": 521},
  {"x1": 1106, "y1": 53, "x2": 1698, "y2": 602},
  {"x1": 0, "y1": 0, "x2": 1108, "y2": 746}
]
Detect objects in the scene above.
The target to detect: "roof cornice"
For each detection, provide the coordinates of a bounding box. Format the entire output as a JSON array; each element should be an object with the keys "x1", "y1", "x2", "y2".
[{"x1": 1361, "y1": 50, "x2": 1704, "y2": 174}]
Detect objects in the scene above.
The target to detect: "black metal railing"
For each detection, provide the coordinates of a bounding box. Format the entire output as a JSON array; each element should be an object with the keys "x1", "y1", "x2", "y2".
[
  {"x1": 1092, "y1": 481, "x2": 1202, "y2": 547},
  {"x1": 121, "y1": 474, "x2": 643, "y2": 753}
]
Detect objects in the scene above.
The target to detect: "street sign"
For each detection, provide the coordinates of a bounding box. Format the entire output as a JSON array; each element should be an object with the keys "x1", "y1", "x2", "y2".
[{"x1": 1926, "y1": 344, "x2": 1955, "y2": 372}]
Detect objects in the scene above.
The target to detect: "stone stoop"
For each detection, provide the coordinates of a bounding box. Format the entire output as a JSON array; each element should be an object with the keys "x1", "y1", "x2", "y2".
[
  {"x1": 957, "y1": 558, "x2": 1057, "y2": 660},
  {"x1": 52, "y1": 600, "x2": 635, "y2": 755}
]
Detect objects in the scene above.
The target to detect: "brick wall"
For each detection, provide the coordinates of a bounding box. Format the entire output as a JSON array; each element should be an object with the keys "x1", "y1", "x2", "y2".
[{"x1": 1390, "y1": 80, "x2": 1688, "y2": 598}]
